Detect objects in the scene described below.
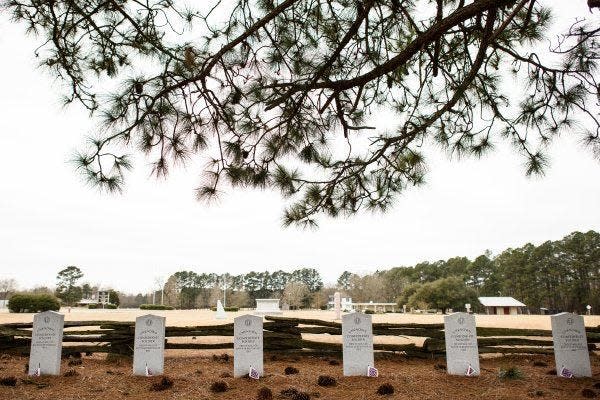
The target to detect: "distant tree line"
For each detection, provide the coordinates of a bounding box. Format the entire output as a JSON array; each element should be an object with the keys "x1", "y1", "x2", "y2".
[
  {"x1": 339, "y1": 230, "x2": 600, "y2": 314},
  {"x1": 162, "y1": 268, "x2": 324, "y2": 309},
  {"x1": 158, "y1": 231, "x2": 599, "y2": 314},
  {"x1": 3, "y1": 230, "x2": 598, "y2": 314}
]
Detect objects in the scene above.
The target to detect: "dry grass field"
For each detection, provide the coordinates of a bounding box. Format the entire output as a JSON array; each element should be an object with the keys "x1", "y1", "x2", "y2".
[{"x1": 2, "y1": 308, "x2": 600, "y2": 329}]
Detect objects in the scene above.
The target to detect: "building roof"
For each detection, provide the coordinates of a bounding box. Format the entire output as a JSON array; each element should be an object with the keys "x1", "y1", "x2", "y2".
[
  {"x1": 478, "y1": 297, "x2": 526, "y2": 307},
  {"x1": 77, "y1": 299, "x2": 99, "y2": 305}
]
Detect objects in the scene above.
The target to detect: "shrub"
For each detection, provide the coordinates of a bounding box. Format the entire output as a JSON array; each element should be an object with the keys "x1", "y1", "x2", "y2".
[
  {"x1": 364, "y1": 309, "x2": 375, "y2": 314},
  {"x1": 8, "y1": 294, "x2": 60, "y2": 313},
  {"x1": 376, "y1": 383, "x2": 395, "y2": 395},
  {"x1": 292, "y1": 392, "x2": 310, "y2": 400},
  {"x1": 140, "y1": 304, "x2": 174, "y2": 310},
  {"x1": 498, "y1": 366, "x2": 523, "y2": 380},
  {"x1": 280, "y1": 388, "x2": 299, "y2": 398},
  {"x1": 210, "y1": 307, "x2": 239, "y2": 312},
  {"x1": 257, "y1": 387, "x2": 273, "y2": 400},
  {"x1": 89, "y1": 303, "x2": 117, "y2": 309},
  {"x1": 212, "y1": 353, "x2": 230, "y2": 363},
  {"x1": 319, "y1": 306, "x2": 328, "y2": 310},
  {"x1": 63, "y1": 369, "x2": 78, "y2": 377},
  {"x1": 0, "y1": 376, "x2": 17, "y2": 387},
  {"x1": 284, "y1": 366, "x2": 299, "y2": 375},
  {"x1": 281, "y1": 388, "x2": 309, "y2": 400},
  {"x1": 317, "y1": 375, "x2": 336, "y2": 387},
  {"x1": 210, "y1": 380, "x2": 228, "y2": 393},
  {"x1": 150, "y1": 376, "x2": 174, "y2": 392},
  {"x1": 107, "y1": 290, "x2": 120, "y2": 307}
]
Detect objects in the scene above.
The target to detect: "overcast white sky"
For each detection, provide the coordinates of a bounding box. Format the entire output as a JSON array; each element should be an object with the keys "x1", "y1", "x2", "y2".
[{"x1": 1, "y1": 2, "x2": 599, "y2": 294}]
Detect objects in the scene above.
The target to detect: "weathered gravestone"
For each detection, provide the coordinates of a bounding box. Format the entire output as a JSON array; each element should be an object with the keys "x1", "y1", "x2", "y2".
[
  {"x1": 334, "y1": 292, "x2": 341, "y2": 320},
  {"x1": 234, "y1": 314, "x2": 263, "y2": 378},
  {"x1": 28, "y1": 311, "x2": 64, "y2": 376},
  {"x1": 551, "y1": 312, "x2": 592, "y2": 377},
  {"x1": 216, "y1": 300, "x2": 227, "y2": 319},
  {"x1": 254, "y1": 299, "x2": 282, "y2": 316},
  {"x1": 133, "y1": 314, "x2": 166, "y2": 376},
  {"x1": 342, "y1": 313, "x2": 374, "y2": 376},
  {"x1": 444, "y1": 312, "x2": 480, "y2": 376}
]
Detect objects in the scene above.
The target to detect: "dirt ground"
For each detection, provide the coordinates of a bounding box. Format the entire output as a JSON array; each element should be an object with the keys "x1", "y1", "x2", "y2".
[{"x1": 0, "y1": 352, "x2": 599, "y2": 400}]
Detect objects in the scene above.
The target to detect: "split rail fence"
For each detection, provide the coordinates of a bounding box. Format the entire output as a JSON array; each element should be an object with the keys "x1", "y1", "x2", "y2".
[{"x1": 1, "y1": 316, "x2": 599, "y2": 358}]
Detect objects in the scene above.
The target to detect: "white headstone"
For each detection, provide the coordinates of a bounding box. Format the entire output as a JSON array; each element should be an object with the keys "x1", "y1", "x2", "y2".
[
  {"x1": 465, "y1": 303, "x2": 471, "y2": 313},
  {"x1": 28, "y1": 311, "x2": 64, "y2": 376},
  {"x1": 254, "y1": 299, "x2": 282, "y2": 316},
  {"x1": 234, "y1": 315, "x2": 263, "y2": 378},
  {"x1": 342, "y1": 313, "x2": 374, "y2": 376},
  {"x1": 444, "y1": 312, "x2": 480, "y2": 376},
  {"x1": 133, "y1": 314, "x2": 166, "y2": 376},
  {"x1": 551, "y1": 312, "x2": 592, "y2": 377},
  {"x1": 334, "y1": 292, "x2": 341, "y2": 320},
  {"x1": 216, "y1": 300, "x2": 227, "y2": 319}
]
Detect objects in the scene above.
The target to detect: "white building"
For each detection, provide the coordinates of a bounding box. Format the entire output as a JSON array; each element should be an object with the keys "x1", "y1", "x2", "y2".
[
  {"x1": 76, "y1": 290, "x2": 112, "y2": 307},
  {"x1": 352, "y1": 302, "x2": 397, "y2": 313},
  {"x1": 478, "y1": 297, "x2": 526, "y2": 315},
  {"x1": 327, "y1": 295, "x2": 353, "y2": 311}
]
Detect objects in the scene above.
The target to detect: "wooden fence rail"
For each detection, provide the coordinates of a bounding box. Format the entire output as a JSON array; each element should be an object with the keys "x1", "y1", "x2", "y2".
[{"x1": 1, "y1": 316, "x2": 598, "y2": 358}]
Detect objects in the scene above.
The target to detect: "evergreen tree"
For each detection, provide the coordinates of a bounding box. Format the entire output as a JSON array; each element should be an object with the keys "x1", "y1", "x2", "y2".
[
  {"x1": 4, "y1": 1, "x2": 599, "y2": 225},
  {"x1": 55, "y1": 266, "x2": 84, "y2": 306},
  {"x1": 407, "y1": 276, "x2": 478, "y2": 313},
  {"x1": 337, "y1": 271, "x2": 353, "y2": 291}
]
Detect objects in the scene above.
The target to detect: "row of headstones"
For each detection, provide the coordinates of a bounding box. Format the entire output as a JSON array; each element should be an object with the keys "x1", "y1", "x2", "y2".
[{"x1": 28, "y1": 311, "x2": 591, "y2": 378}]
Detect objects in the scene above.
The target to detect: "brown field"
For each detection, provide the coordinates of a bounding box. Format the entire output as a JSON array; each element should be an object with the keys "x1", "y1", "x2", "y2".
[
  {"x1": 2, "y1": 308, "x2": 600, "y2": 328},
  {"x1": 1, "y1": 309, "x2": 599, "y2": 399}
]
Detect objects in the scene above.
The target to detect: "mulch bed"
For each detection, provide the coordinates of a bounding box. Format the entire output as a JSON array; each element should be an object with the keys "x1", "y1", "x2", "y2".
[{"x1": 0, "y1": 352, "x2": 598, "y2": 399}]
